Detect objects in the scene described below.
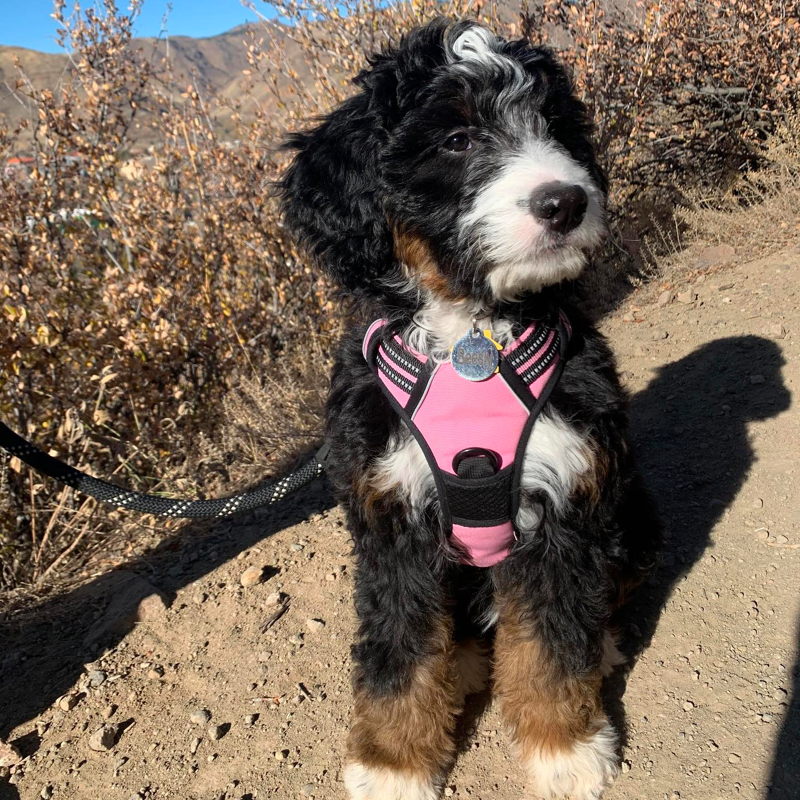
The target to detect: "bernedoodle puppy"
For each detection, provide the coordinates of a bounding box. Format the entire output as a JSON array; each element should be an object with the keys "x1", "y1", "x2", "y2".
[{"x1": 281, "y1": 18, "x2": 662, "y2": 800}]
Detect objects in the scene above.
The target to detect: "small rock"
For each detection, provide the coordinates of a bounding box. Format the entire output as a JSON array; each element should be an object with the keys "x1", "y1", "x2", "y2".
[
  {"x1": 752, "y1": 498, "x2": 764, "y2": 509},
  {"x1": 257, "y1": 650, "x2": 273, "y2": 663},
  {"x1": 190, "y1": 736, "x2": 201, "y2": 754},
  {"x1": 757, "y1": 529, "x2": 770, "y2": 541},
  {"x1": 102, "y1": 704, "x2": 117, "y2": 720},
  {"x1": 750, "y1": 374, "x2": 766, "y2": 385},
  {"x1": 676, "y1": 290, "x2": 697, "y2": 304},
  {"x1": 763, "y1": 321, "x2": 786, "y2": 340},
  {"x1": 306, "y1": 619, "x2": 326, "y2": 633},
  {"x1": 113, "y1": 756, "x2": 128, "y2": 771},
  {"x1": 301, "y1": 783, "x2": 316, "y2": 797},
  {"x1": 698, "y1": 244, "x2": 735, "y2": 266},
  {"x1": 288, "y1": 633, "x2": 305, "y2": 646},
  {"x1": 208, "y1": 724, "x2": 227, "y2": 741},
  {"x1": 147, "y1": 666, "x2": 164, "y2": 680},
  {"x1": 241, "y1": 565, "x2": 267, "y2": 587},
  {"x1": 275, "y1": 749, "x2": 289, "y2": 760},
  {"x1": 193, "y1": 592, "x2": 208, "y2": 605},
  {"x1": 88, "y1": 669, "x2": 107, "y2": 688},
  {"x1": 651, "y1": 330, "x2": 669, "y2": 341},
  {"x1": 444, "y1": 786, "x2": 456, "y2": 797},
  {"x1": 58, "y1": 693, "x2": 80, "y2": 712},
  {"x1": 40, "y1": 786, "x2": 53, "y2": 799},
  {"x1": 621, "y1": 759, "x2": 632, "y2": 773},
  {"x1": 265, "y1": 592, "x2": 283, "y2": 606},
  {"x1": 291, "y1": 543, "x2": 305, "y2": 552},
  {"x1": 0, "y1": 740, "x2": 21, "y2": 768},
  {"x1": 190, "y1": 708, "x2": 211, "y2": 725},
  {"x1": 244, "y1": 714, "x2": 258, "y2": 727},
  {"x1": 136, "y1": 592, "x2": 168, "y2": 622},
  {"x1": 776, "y1": 535, "x2": 789, "y2": 545},
  {"x1": 88, "y1": 724, "x2": 118, "y2": 752},
  {"x1": 682, "y1": 700, "x2": 695, "y2": 711},
  {"x1": 36, "y1": 720, "x2": 49, "y2": 736},
  {"x1": 729, "y1": 753, "x2": 742, "y2": 764},
  {"x1": 669, "y1": 793, "x2": 681, "y2": 800},
  {"x1": 325, "y1": 573, "x2": 337, "y2": 582},
  {"x1": 657, "y1": 290, "x2": 674, "y2": 307}
]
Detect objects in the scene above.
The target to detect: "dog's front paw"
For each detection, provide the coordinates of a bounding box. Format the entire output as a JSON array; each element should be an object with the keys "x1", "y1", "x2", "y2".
[
  {"x1": 523, "y1": 719, "x2": 618, "y2": 800},
  {"x1": 344, "y1": 762, "x2": 440, "y2": 800}
]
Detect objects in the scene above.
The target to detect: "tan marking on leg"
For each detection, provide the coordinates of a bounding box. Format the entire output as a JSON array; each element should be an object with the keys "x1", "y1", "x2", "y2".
[
  {"x1": 353, "y1": 470, "x2": 399, "y2": 527},
  {"x1": 494, "y1": 597, "x2": 618, "y2": 799},
  {"x1": 345, "y1": 619, "x2": 460, "y2": 799},
  {"x1": 574, "y1": 441, "x2": 610, "y2": 508}
]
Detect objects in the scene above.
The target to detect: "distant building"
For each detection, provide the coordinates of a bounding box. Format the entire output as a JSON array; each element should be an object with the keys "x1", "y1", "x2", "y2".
[{"x1": 4, "y1": 155, "x2": 35, "y2": 179}]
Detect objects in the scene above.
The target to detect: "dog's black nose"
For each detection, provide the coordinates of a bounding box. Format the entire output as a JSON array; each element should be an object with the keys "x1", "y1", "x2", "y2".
[{"x1": 529, "y1": 182, "x2": 588, "y2": 235}]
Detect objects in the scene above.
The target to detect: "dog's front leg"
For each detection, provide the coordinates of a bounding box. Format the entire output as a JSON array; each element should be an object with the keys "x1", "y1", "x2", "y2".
[
  {"x1": 493, "y1": 563, "x2": 618, "y2": 800},
  {"x1": 343, "y1": 511, "x2": 458, "y2": 800}
]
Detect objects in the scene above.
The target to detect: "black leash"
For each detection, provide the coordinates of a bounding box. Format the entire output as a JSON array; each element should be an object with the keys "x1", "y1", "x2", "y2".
[{"x1": 0, "y1": 418, "x2": 329, "y2": 519}]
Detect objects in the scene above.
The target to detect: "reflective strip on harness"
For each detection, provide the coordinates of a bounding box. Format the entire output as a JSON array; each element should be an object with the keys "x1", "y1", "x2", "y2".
[{"x1": 364, "y1": 311, "x2": 569, "y2": 567}]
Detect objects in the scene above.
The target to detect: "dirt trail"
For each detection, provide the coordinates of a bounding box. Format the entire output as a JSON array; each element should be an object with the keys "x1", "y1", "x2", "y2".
[{"x1": 1, "y1": 243, "x2": 798, "y2": 800}]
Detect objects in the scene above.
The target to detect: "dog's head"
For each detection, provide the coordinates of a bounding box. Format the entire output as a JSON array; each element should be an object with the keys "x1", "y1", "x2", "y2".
[{"x1": 281, "y1": 19, "x2": 606, "y2": 307}]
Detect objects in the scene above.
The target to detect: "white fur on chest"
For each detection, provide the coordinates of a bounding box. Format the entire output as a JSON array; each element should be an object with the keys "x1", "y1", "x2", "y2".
[{"x1": 371, "y1": 410, "x2": 591, "y2": 527}]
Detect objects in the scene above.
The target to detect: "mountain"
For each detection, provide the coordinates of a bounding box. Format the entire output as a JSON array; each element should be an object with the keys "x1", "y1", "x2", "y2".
[{"x1": 0, "y1": 24, "x2": 306, "y2": 149}]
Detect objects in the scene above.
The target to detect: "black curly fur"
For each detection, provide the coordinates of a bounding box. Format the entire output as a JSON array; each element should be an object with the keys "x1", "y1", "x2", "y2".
[{"x1": 281, "y1": 18, "x2": 661, "y2": 703}]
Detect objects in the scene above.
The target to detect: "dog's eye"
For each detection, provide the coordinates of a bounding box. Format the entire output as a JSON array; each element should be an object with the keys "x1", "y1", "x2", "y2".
[{"x1": 443, "y1": 132, "x2": 472, "y2": 153}]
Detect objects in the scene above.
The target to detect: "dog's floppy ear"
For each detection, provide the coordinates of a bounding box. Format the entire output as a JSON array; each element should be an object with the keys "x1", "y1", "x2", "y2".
[{"x1": 280, "y1": 57, "x2": 399, "y2": 294}]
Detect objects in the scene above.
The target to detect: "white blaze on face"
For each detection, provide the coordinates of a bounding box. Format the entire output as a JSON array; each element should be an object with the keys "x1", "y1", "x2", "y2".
[{"x1": 463, "y1": 138, "x2": 606, "y2": 300}]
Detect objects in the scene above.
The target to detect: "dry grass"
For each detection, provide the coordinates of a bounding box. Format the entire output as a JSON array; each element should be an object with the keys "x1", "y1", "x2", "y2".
[
  {"x1": 680, "y1": 109, "x2": 800, "y2": 252},
  {"x1": 640, "y1": 108, "x2": 800, "y2": 283}
]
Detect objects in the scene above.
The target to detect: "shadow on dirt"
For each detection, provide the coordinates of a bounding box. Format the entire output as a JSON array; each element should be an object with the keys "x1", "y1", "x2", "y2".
[
  {"x1": 0, "y1": 469, "x2": 335, "y2": 764},
  {"x1": 608, "y1": 335, "x2": 791, "y2": 768}
]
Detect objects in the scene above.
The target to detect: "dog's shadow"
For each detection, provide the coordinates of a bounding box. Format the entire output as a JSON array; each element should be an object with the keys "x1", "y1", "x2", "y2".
[{"x1": 606, "y1": 335, "x2": 791, "y2": 749}]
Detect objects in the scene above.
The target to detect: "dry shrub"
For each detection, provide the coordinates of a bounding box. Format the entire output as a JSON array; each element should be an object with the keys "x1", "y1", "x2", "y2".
[
  {"x1": 0, "y1": 1, "x2": 336, "y2": 591},
  {"x1": 660, "y1": 108, "x2": 800, "y2": 265},
  {"x1": 1, "y1": 0, "x2": 798, "y2": 594}
]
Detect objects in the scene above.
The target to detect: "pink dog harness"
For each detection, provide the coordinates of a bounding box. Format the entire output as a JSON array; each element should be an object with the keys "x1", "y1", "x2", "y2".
[{"x1": 363, "y1": 310, "x2": 570, "y2": 567}]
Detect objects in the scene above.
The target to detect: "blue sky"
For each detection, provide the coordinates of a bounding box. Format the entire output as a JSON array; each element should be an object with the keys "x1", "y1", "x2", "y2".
[{"x1": 2, "y1": 1, "x2": 273, "y2": 52}]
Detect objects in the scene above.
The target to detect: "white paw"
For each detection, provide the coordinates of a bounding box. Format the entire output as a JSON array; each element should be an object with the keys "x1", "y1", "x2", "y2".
[
  {"x1": 455, "y1": 639, "x2": 490, "y2": 697},
  {"x1": 524, "y1": 719, "x2": 619, "y2": 800},
  {"x1": 600, "y1": 630, "x2": 626, "y2": 678},
  {"x1": 344, "y1": 762, "x2": 439, "y2": 800}
]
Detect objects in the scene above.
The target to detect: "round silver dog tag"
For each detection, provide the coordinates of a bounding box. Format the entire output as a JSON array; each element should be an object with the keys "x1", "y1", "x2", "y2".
[{"x1": 451, "y1": 329, "x2": 499, "y2": 381}]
